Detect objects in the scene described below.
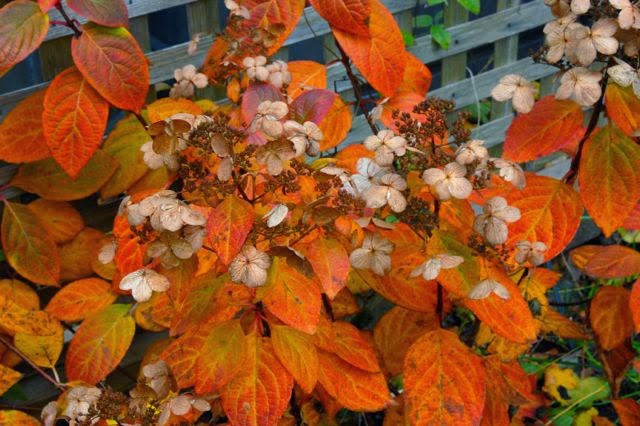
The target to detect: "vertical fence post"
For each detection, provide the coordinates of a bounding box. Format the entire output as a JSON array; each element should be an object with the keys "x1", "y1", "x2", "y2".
[
  {"x1": 187, "y1": 0, "x2": 223, "y2": 100},
  {"x1": 441, "y1": 3, "x2": 469, "y2": 87},
  {"x1": 490, "y1": 0, "x2": 520, "y2": 119},
  {"x1": 129, "y1": 15, "x2": 156, "y2": 103},
  {"x1": 39, "y1": 37, "x2": 73, "y2": 81}
]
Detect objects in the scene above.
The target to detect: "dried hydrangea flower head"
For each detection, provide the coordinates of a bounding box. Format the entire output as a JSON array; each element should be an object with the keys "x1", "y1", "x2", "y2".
[
  {"x1": 565, "y1": 19, "x2": 618, "y2": 66},
  {"x1": 170, "y1": 64, "x2": 208, "y2": 99},
  {"x1": 158, "y1": 394, "x2": 211, "y2": 426},
  {"x1": 229, "y1": 245, "x2": 272, "y2": 288},
  {"x1": 473, "y1": 196, "x2": 521, "y2": 245},
  {"x1": 515, "y1": 240, "x2": 548, "y2": 266},
  {"x1": 492, "y1": 158, "x2": 526, "y2": 189},
  {"x1": 455, "y1": 139, "x2": 489, "y2": 165},
  {"x1": 64, "y1": 386, "x2": 101, "y2": 424},
  {"x1": 422, "y1": 162, "x2": 473, "y2": 200},
  {"x1": 349, "y1": 157, "x2": 390, "y2": 195},
  {"x1": 555, "y1": 67, "x2": 602, "y2": 106},
  {"x1": 544, "y1": 14, "x2": 577, "y2": 63},
  {"x1": 41, "y1": 401, "x2": 58, "y2": 426},
  {"x1": 284, "y1": 120, "x2": 323, "y2": 156},
  {"x1": 256, "y1": 139, "x2": 297, "y2": 176},
  {"x1": 98, "y1": 239, "x2": 116, "y2": 265},
  {"x1": 243, "y1": 55, "x2": 269, "y2": 82},
  {"x1": 491, "y1": 74, "x2": 538, "y2": 114},
  {"x1": 544, "y1": 0, "x2": 570, "y2": 17},
  {"x1": 411, "y1": 254, "x2": 464, "y2": 281},
  {"x1": 225, "y1": 0, "x2": 250, "y2": 19},
  {"x1": 263, "y1": 203, "x2": 289, "y2": 228},
  {"x1": 147, "y1": 226, "x2": 205, "y2": 268},
  {"x1": 252, "y1": 100, "x2": 289, "y2": 138},
  {"x1": 266, "y1": 60, "x2": 292, "y2": 88},
  {"x1": 363, "y1": 172, "x2": 408, "y2": 213},
  {"x1": 608, "y1": 58, "x2": 640, "y2": 97},
  {"x1": 119, "y1": 268, "x2": 170, "y2": 302},
  {"x1": 610, "y1": 0, "x2": 640, "y2": 29},
  {"x1": 363, "y1": 129, "x2": 407, "y2": 166},
  {"x1": 349, "y1": 232, "x2": 394, "y2": 276},
  {"x1": 468, "y1": 279, "x2": 511, "y2": 300},
  {"x1": 570, "y1": 0, "x2": 590, "y2": 14},
  {"x1": 142, "y1": 360, "x2": 172, "y2": 399}
]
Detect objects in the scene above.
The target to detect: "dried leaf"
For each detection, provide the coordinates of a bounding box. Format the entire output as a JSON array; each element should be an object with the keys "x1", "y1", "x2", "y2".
[{"x1": 27, "y1": 199, "x2": 84, "y2": 244}]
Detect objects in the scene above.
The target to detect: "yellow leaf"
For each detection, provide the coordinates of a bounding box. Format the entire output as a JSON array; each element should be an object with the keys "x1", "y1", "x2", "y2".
[{"x1": 543, "y1": 364, "x2": 579, "y2": 404}]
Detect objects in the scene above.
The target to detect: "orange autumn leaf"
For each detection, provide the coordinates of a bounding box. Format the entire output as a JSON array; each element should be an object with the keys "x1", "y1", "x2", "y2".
[
  {"x1": 579, "y1": 123, "x2": 640, "y2": 236},
  {"x1": 43, "y1": 67, "x2": 109, "y2": 178},
  {"x1": 309, "y1": 0, "x2": 370, "y2": 37},
  {"x1": 503, "y1": 96, "x2": 584, "y2": 162},
  {"x1": 379, "y1": 91, "x2": 425, "y2": 132},
  {"x1": 622, "y1": 202, "x2": 640, "y2": 230},
  {"x1": 373, "y1": 306, "x2": 438, "y2": 376},
  {"x1": 301, "y1": 237, "x2": 350, "y2": 299},
  {"x1": 590, "y1": 286, "x2": 634, "y2": 351},
  {"x1": 505, "y1": 174, "x2": 583, "y2": 261},
  {"x1": 220, "y1": 333, "x2": 294, "y2": 426},
  {"x1": 404, "y1": 329, "x2": 485, "y2": 425},
  {"x1": 207, "y1": 194, "x2": 254, "y2": 266},
  {"x1": 0, "y1": 90, "x2": 50, "y2": 163},
  {"x1": 317, "y1": 350, "x2": 391, "y2": 411},
  {"x1": 71, "y1": 23, "x2": 149, "y2": 112},
  {"x1": 59, "y1": 227, "x2": 105, "y2": 281},
  {"x1": 612, "y1": 398, "x2": 640, "y2": 426},
  {"x1": 581, "y1": 245, "x2": 640, "y2": 278},
  {"x1": 0, "y1": 410, "x2": 40, "y2": 425},
  {"x1": 396, "y1": 53, "x2": 432, "y2": 97},
  {"x1": 27, "y1": 199, "x2": 84, "y2": 244},
  {"x1": 14, "y1": 323, "x2": 64, "y2": 368},
  {"x1": 271, "y1": 324, "x2": 319, "y2": 394},
  {"x1": 332, "y1": 0, "x2": 407, "y2": 97},
  {"x1": 147, "y1": 97, "x2": 203, "y2": 123},
  {"x1": 160, "y1": 257, "x2": 199, "y2": 316},
  {"x1": 605, "y1": 83, "x2": 640, "y2": 137},
  {"x1": 631, "y1": 278, "x2": 640, "y2": 332},
  {"x1": 1, "y1": 201, "x2": 59, "y2": 286},
  {"x1": 243, "y1": 0, "x2": 305, "y2": 55},
  {"x1": 539, "y1": 308, "x2": 588, "y2": 340},
  {"x1": 11, "y1": 149, "x2": 118, "y2": 201},
  {"x1": 428, "y1": 230, "x2": 480, "y2": 298},
  {"x1": 45, "y1": 278, "x2": 117, "y2": 322},
  {"x1": 331, "y1": 321, "x2": 380, "y2": 373},
  {"x1": 0, "y1": 278, "x2": 39, "y2": 310},
  {"x1": 261, "y1": 256, "x2": 322, "y2": 334},
  {"x1": 113, "y1": 215, "x2": 147, "y2": 278},
  {"x1": 0, "y1": 364, "x2": 21, "y2": 396},
  {"x1": 0, "y1": 293, "x2": 60, "y2": 337},
  {"x1": 287, "y1": 60, "x2": 327, "y2": 99},
  {"x1": 67, "y1": 0, "x2": 128, "y2": 28},
  {"x1": 195, "y1": 320, "x2": 248, "y2": 394},
  {"x1": 65, "y1": 303, "x2": 136, "y2": 384},
  {"x1": 0, "y1": 0, "x2": 49, "y2": 78},
  {"x1": 161, "y1": 331, "x2": 205, "y2": 389},
  {"x1": 318, "y1": 95, "x2": 352, "y2": 151},
  {"x1": 569, "y1": 245, "x2": 601, "y2": 270}
]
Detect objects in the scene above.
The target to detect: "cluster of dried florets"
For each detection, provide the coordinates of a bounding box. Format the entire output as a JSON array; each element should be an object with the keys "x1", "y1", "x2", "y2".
[
  {"x1": 169, "y1": 64, "x2": 208, "y2": 99},
  {"x1": 242, "y1": 55, "x2": 292, "y2": 88},
  {"x1": 495, "y1": 0, "x2": 640, "y2": 111}
]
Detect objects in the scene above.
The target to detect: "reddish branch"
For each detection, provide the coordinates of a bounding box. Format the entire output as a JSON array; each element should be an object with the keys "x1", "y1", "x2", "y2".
[
  {"x1": 0, "y1": 334, "x2": 65, "y2": 391},
  {"x1": 55, "y1": 2, "x2": 82, "y2": 38}
]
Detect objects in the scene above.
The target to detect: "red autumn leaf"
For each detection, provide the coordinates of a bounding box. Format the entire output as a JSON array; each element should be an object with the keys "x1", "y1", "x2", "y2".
[
  {"x1": 195, "y1": 320, "x2": 248, "y2": 394},
  {"x1": 161, "y1": 331, "x2": 205, "y2": 389},
  {"x1": 38, "y1": 0, "x2": 57, "y2": 12},
  {"x1": 1, "y1": 201, "x2": 59, "y2": 286},
  {"x1": 27, "y1": 199, "x2": 84, "y2": 244},
  {"x1": 631, "y1": 278, "x2": 640, "y2": 333},
  {"x1": 309, "y1": 0, "x2": 370, "y2": 37},
  {"x1": 290, "y1": 89, "x2": 337, "y2": 124},
  {"x1": 65, "y1": 303, "x2": 135, "y2": 384},
  {"x1": 332, "y1": 0, "x2": 406, "y2": 97},
  {"x1": 503, "y1": 96, "x2": 584, "y2": 162},
  {"x1": 590, "y1": 286, "x2": 634, "y2": 351},
  {"x1": 579, "y1": 123, "x2": 640, "y2": 236},
  {"x1": 318, "y1": 96, "x2": 352, "y2": 151},
  {"x1": 317, "y1": 350, "x2": 391, "y2": 411},
  {"x1": 505, "y1": 173, "x2": 583, "y2": 261},
  {"x1": 242, "y1": 0, "x2": 305, "y2": 55},
  {"x1": 220, "y1": 333, "x2": 293, "y2": 426},
  {"x1": 0, "y1": 90, "x2": 50, "y2": 163},
  {"x1": 43, "y1": 67, "x2": 109, "y2": 178},
  {"x1": 0, "y1": 0, "x2": 49, "y2": 78},
  {"x1": 261, "y1": 256, "x2": 321, "y2": 334},
  {"x1": 483, "y1": 356, "x2": 536, "y2": 405},
  {"x1": 71, "y1": 23, "x2": 149, "y2": 111},
  {"x1": 605, "y1": 83, "x2": 640, "y2": 137},
  {"x1": 160, "y1": 257, "x2": 198, "y2": 315},
  {"x1": 622, "y1": 202, "x2": 640, "y2": 230},
  {"x1": 287, "y1": 60, "x2": 327, "y2": 99},
  {"x1": 582, "y1": 245, "x2": 640, "y2": 278},
  {"x1": 45, "y1": 278, "x2": 116, "y2": 322},
  {"x1": 373, "y1": 306, "x2": 438, "y2": 376},
  {"x1": 207, "y1": 194, "x2": 254, "y2": 266},
  {"x1": 301, "y1": 237, "x2": 350, "y2": 299},
  {"x1": 465, "y1": 259, "x2": 537, "y2": 344},
  {"x1": 404, "y1": 329, "x2": 486, "y2": 425},
  {"x1": 67, "y1": 0, "x2": 128, "y2": 27},
  {"x1": 11, "y1": 149, "x2": 118, "y2": 201},
  {"x1": 113, "y1": 215, "x2": 146, "y2": 278},
  {"x1": 331, "y1": 321, "x2": 380, "y2": 373},
  {"x1": 612, "y1": 398, "x2": 640, "y2": 426},
  {"x1": 241, "y1": 82, "x2": 285, "y2": 125},
  {"x1": 271, "y1": 324, "x2": 319, "y2": 394}
]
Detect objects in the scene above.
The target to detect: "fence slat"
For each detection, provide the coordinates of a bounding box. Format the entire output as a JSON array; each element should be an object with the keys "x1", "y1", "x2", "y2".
[
  {"x1": 441, "y1": 3, "x2": 469, "y2": 86},
  {"x1": 490, "y1": 0, "x2": 521, "y2": 119}
]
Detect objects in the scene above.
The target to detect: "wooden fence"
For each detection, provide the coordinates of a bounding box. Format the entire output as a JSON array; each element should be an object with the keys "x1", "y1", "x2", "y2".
[{"x1": 0, "y1": 0, "x2": 560, "y2": 406}]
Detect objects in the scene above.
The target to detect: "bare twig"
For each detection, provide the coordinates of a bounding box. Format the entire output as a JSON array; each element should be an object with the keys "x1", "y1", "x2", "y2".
[{"x1": 0, "y1": 334, "x2": 65, "y2": 391}]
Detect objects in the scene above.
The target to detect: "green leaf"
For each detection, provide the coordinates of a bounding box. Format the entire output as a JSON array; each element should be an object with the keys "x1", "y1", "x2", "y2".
[
  {"x1": 457, "y1": 0, "x2": 480, "y2": 14},
  {"x1": 415, "y1": 14, "x2": 433, "y2": 28},
  {"x1": 430, "y1": 24, "x2": 451, "y2": 50},
  {"x1": 427, "y1": 0, "x2": 447, "y2": 5},
  {"x1": 402, "y1": 30, "x2": 415, "y2": 47}
]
